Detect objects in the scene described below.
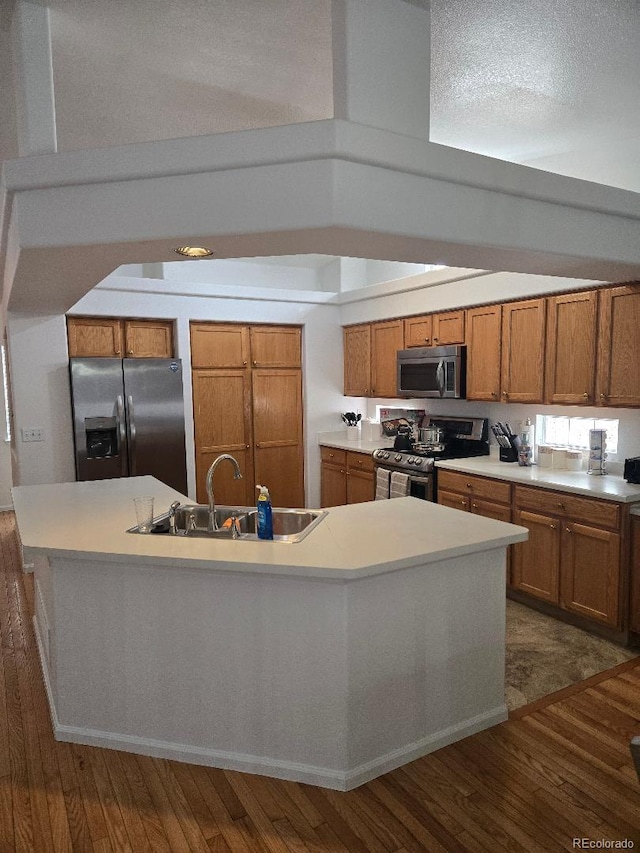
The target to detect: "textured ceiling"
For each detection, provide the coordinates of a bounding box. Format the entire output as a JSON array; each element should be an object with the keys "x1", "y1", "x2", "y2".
[{"x1": 2, "y1": 0, "x2": 639, "y2": 176}]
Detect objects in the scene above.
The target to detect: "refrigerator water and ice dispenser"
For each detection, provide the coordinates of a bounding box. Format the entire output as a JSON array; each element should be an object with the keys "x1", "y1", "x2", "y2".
[{"x1": 84, "y1": 416, "x2": 118, "y2": 459}]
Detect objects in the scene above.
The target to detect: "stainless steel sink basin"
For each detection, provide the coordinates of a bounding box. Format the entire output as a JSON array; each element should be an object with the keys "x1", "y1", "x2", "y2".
[{"x1": 128, "y1": 504, "x2": 327, "y2": 542}]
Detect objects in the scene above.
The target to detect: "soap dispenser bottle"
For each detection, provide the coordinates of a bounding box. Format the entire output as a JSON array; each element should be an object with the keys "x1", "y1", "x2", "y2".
[{"x1": 256, "y1": 485, "x2": 273, "y2": 540}]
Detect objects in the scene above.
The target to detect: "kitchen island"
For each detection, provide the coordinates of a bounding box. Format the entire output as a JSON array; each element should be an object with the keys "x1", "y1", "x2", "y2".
[{"x1": 13, "y1": 476, "x2": 527, "y2": 791}]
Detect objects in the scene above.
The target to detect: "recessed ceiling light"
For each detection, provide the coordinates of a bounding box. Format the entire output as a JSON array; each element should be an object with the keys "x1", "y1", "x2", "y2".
[{"x1": 174, "y1": 246, "x2": 214, "y2": 258}]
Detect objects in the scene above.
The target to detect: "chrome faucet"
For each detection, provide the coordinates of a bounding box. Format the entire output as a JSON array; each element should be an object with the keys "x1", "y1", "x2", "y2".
[{"x1": 206, "y1": 454, "x2": 243, "y2": 531}]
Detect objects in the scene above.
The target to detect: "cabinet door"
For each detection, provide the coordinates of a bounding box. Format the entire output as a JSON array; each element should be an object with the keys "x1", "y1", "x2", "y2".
[
  {"x1": 190, "y1": 323, "x2": 250, "y2": 368},
  {"x1": 470, "y1": 499, "x2": 511, "y2": 523},
  {"x1": 371, "y1": 320, "x2": 404, "y2": 397},
  {"x1": 321, "y1": 462, "x2": 347, "y2": 507},
  {"x1": 252, "y1": 369, "x2": 304, "y2": 508},
  {"x1": 545, "y1": 290, "x2": 597, "y2": 405},
  {"x1": 67, "y1": 317, "x2": 123, "y2": 358},
  {"x1": 250, "y1": 326, "x2": 301, "y2": 368},
  {"x1": 347, "y1": 469, "x2": 375, "y2": 504},
  {"x1": 192, "y1": 369, "x2": 254, "y2": 505},
  {"x1": 344, "y1": 325, "x2": 371, "y2": 396},
  {"x1": 432, "y1": 310, "x2": 465, "y2": 346},
  {"x1": 560, "y1": 522, "x2": 620, "y2": 627},
  {"x1": 438, "y1": 490, "x2": 469, "y2": 511},
  {"x1": 465, "y1": 305, "x2": 501, "y2": 401},
  {"x1": 597, "y1": 284, "x2": 640, "y2": 407},
  {"x1": 403, "y1": 315, "x2": 432, "y2": 348},
  {"x1": 501, "y1": 298, "x2": 546, "y2": 403},
  {"x1": 124, "y1": 320, "x2": 174, "y2": 358},
  {"x1": 512, "y1": 509, "x2": 560, "y2": 603}
]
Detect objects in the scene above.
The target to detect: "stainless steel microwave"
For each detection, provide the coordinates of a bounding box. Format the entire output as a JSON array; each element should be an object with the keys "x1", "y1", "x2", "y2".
[{"x1": 397, "y1": 344, "x2": 466, "y2": 398}]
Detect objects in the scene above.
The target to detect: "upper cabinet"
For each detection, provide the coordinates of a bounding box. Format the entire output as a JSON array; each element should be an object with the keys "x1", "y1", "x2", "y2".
[
  {"x1": 466, "y1": 304, "x2": 501, "y2": 401},
  {"x1": 343, "y1": 324, "x2": 372, "y2": 396},
  {"x1": 597, "y1": 284, "x2": 640, "y2": 407},
  {"x1": 370, "y1": 320, "x2": 404, "y2": 397},
  {"x1": 250, "y1": 326, "x2": 301, "y2": 368},
  {"x1": 67, "y1": 316, "x2": 174, "y2": 358},
  {"x1": 545, "y1": 290, "x2": 598, "y2": 405},
  {"x1": 191, "y1": 323, "x2": 250, "y2": 368},
  {"x1": 403, "y1": 310, "x2": 465, "y2": 348},
  {"x1": 500, "y1": 298, "x2": 546, "y2": 404},
  {"x1": 124, "y1": 319, "x2": 174, "y2": 358}
]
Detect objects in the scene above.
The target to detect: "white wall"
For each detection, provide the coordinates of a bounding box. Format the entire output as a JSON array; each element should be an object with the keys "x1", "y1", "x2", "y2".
[{"x1": 7, "y1": 278, "x2": 345, "y2": 508}]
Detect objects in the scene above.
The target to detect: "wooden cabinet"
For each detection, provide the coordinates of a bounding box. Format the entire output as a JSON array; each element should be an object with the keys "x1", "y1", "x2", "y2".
[
  {"x1": 67, "y1": 316, "x2": 174, "y2": 358},
  {"x1": 630, "y1": 517, "x2": 640, "y2": 634},
  {"x1": 370, "y1": 320, "x2": 404, "y2": 397},
  {"x1": 67, "y1": 317, "x2": 124, "y2": 357},
  {"x1": 597, "y1": 284, "x2": 640, "y2": 407},
  {"x1": 545, "y1": 289, "x2": 598, "y2": 405},
  {"x1": 437, "y1": 470, "x2": 512, "y2": 580},
  {"x1": 191, "y1": 323, "x2": 304, "y2": 507},
  {"x1": 500, "y1": 298, "x2": 546, "y2": 403},
  {"x1": 465, "y1": 304, "x2": 502, "y2": 401},
  {"x1": 343, "y1": 320, "x2": 403, "y2": 398},
  {"x1": 124, "y1": 319, "x2": 174, "y2": 358},
  {"x1": 512, "y1": 485, "x2": 622, "y2": 627},
  {"x1": 403, "y1": 310, "x2": 465, "y2": 348},
  {"x1": 320, "y1": 447, "x2": 374, "y2": 506},
  {"x1": 343, "y1": 325, "x2": 371, "y2": 396},
  {"x1": 191, "y1": 323, "x2": 249, "y2": 368}
]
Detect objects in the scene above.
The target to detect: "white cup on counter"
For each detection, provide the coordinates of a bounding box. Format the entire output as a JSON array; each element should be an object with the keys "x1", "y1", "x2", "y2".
[
  {"x1": 566, "y1": 450, "x2": 583, "y2": 471},
  {"x1": 537, "y1": 445, "x2": 553, "y2": 468}
]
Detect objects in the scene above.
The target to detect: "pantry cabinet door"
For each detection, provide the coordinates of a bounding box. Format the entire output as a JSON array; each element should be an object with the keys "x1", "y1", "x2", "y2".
[
  {"x1": 545, "y1": 290, "x2": 597, "y2": 405},
  {"x1": 192, "y1": 369, "x2": 254, "y2": 505},
  {"x1": 252, "y1": 369, "x2": 304, "y2": 508},
  {"x1": 249, "y1": 326, "x2": 301, "y2": 368},
  {"x1": 190, "y1": 323, "x2": 250, "y2": 368}
]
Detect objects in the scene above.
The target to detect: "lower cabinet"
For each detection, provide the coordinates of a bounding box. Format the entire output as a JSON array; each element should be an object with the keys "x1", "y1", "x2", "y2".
[
  {"x1": 437, "y1": 470, "x2": 512, "y2": 582},
  {"x1": 512, "y1": 486, "x2": 621, "y2": 628},
  {"x1": 320, "y1": 447, "x2": 374, "y2": 506}
]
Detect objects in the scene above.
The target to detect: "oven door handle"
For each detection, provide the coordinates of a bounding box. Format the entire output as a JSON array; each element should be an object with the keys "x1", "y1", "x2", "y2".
[
  {"x1": 436, "y1": 360, "x2": 445, "y2": 397},
  {"x1": 407, "y1": 475, "x2": 432, "y2": 485}
]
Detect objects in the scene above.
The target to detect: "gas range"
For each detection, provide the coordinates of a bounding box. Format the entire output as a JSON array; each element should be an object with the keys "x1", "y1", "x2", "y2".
[{"x1": 372, "y1": 415, "x2": 490, "y2": 474}]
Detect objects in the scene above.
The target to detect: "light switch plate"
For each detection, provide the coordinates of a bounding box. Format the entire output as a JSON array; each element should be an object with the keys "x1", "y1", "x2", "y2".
[{"x1": 22, "y1": 428, "x2": 44, "y2": 442}]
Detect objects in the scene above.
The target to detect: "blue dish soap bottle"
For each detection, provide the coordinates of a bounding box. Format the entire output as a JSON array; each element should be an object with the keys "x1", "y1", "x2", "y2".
[{"x1": 256, "y1": 485, "x2": 273, "y2": 540}]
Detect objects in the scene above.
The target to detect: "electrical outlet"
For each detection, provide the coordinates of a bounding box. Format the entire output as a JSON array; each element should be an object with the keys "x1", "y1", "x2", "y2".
[{"x1": 21, "y1": 428, "x2": 45, "y2": 442}]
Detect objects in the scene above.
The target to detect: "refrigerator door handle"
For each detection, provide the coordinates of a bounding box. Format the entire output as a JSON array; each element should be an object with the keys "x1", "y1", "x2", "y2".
[
  {"x1": 127, "y1": 394, "x2": 137, "y2": 475},
  {"x1": 115, "y1": 395, "x2": 128, "y2": 476}
]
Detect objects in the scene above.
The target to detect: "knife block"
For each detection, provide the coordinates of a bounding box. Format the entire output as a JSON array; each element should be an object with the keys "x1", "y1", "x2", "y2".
[{"x1": 499, "y1": 435, "x2": 520, "y2": 463}]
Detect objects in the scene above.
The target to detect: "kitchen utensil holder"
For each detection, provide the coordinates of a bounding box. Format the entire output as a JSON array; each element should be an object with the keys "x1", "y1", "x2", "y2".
[{"x1": 499, "y1": 435, "x2": 521, "y2": 463}]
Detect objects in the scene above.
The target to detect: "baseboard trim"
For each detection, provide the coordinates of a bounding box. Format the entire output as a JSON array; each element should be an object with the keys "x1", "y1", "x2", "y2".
[
  {"x1": 32, "y1": 615, "x2": 60, "y2": 731},
  {"x1": 50, "y1": 705, "x2": 507, "y2": 792}
]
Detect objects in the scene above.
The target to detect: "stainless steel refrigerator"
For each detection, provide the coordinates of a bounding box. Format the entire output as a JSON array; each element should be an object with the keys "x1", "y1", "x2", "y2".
[{"x1": 69, "y1": 358, "x2": 187, "y2": 493}]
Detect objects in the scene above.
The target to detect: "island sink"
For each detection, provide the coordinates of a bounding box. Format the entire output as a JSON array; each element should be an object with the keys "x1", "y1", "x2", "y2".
[{"x1": 128, "y1": 504, "x2": 328, "y2": 542}]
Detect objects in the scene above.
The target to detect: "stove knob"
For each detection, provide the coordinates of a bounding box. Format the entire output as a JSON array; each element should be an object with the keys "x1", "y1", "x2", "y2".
[
  {"x1": 408, "y1": 457, "x2": 414, "y2": 464},
  {"x1": 383, "y1": 452, "x2": 390, "y2": 459},
  {"x1": 395, "y1": 454, "x2": 402, "y2": 462},
  {"x1": 415, "y1": 458, "x2": 424, "y2": 466}
]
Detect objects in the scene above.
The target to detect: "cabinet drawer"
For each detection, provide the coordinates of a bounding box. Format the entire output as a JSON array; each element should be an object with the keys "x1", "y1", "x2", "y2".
[
  {"x1": 321, "y1": 446, "x2": 347, "y2": 466},
  {"x1": 438, "y1": 490, "x2": 470, "y2": 511},
  {"x1": 514, "y1": 485, "x2": 620, "y2": 530},
  {"x1": 437, "y1": 470, "x2": 511, "y2": 504},
  {"x1": 347, "y1": 451, "x2": 375, "y2": 473}
]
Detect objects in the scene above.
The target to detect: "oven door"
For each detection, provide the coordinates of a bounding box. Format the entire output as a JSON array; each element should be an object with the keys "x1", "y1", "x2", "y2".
[{"x1": 376, "y1": 466, "x2": 435, "y2": 501}]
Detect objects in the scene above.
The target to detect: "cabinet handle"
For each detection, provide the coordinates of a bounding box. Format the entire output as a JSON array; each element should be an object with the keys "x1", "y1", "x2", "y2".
[
  {"x1": 424, "y1": 337, "x2": 430, "y2": 343},
  {"x1": 565, "y1": 527, "x2": 572, "y2": 533},
  {"x1": 253, "y1": 360, "x2": 257, "y2": 366},
  {"x1": 246, "y1": 444, "x2": 250, "y2": 449},
  {"x1": 460, "y1": 499, "x2": 466, "y2": 506},
  {"x1": 127, "y1": 350, "x2": 134, "y2": 356},
  {"x1": 472, "y1": 502, "x2": 478, "y2": 509},
  {"x1": 329, "y1": 452, "x2": 335, "y2": 458},
  {"x1": 550, "y1": 523, "x2": 557, "y2": 529},
  {"x1": 433, "y1": 337, "x2": 439, "y2": 342},
  {"x1": 491, "y1": 391, "x2": 498, "y2": 398},
  {"x1": 243, "y1": 360, "x2": 247, "y2": 366},
  {"x1": 466, "y1": 483, "x2": 472, "y2": 489},
  {"x1": 340, "y1": 469, "x2": 345, "y2": 474},
  {"x1": 582, "y1": 392, "x2": 589, "y2": 399},
  {"x1": 600, "y1": 393, "x2": 608, "y2": 400},
  {"x1": 256, "y1": 442, "x2": 261, "y2": 448},
  {"x1": 556, "y1": 502, "x2": 565, "y2": 510},
  {"x1": 502, "y1": 391, "x2": 509, "y2": 399},
  {"x1": 115, "y1": 349, "x2": 122, "y2": 356}
]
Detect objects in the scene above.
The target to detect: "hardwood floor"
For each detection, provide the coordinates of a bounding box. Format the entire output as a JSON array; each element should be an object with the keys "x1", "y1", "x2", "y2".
[{"x1": 1, "y1": 510, "x2": 639, "y2": 852}]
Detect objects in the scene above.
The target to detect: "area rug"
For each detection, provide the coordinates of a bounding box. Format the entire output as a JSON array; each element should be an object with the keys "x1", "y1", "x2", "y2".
[{"x1": 505, "y1": 599, "x2": 637, "y2": 711}]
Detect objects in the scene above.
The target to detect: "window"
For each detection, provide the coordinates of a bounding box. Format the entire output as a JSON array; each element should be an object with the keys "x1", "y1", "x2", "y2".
[{"x1": 535, "y1": 414, "x2": 618, "y2": 455}]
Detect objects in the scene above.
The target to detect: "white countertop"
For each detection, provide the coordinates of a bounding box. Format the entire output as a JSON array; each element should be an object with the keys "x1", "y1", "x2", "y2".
[
  {"x1": 12, "y1": 476, "x2": 526, "y2": 580},
  {"x1": 318, "y1": 431, "x2": 393, "y2": 454},
  {"x1": 436, "y1": 457, "x2": 640, "y2": 504}
]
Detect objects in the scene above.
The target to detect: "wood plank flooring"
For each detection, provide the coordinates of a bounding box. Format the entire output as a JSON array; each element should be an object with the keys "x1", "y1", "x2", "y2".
[{"x1": 1, "y1": 510, "x2": 639, "y2": 852}]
